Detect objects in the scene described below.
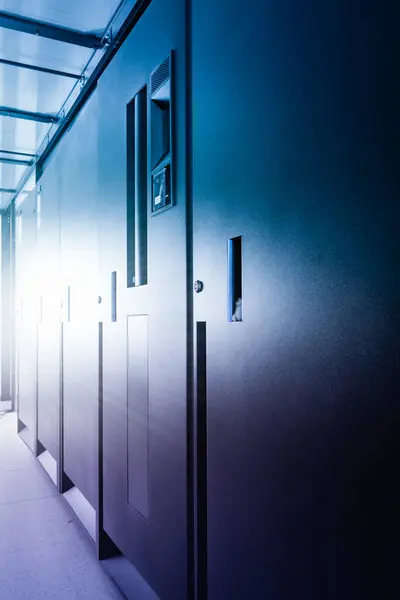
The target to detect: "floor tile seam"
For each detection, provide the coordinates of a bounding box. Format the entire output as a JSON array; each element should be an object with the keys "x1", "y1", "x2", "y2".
[
  {"x1": 0, "y1": 492, "x2": 60, "y2": 507},
  {"x1": 0, "y1": 466, "x2": 37, "y2": 474},
  {"x1": 0, "y1": 493, "x2": 72, "y2": 514}
]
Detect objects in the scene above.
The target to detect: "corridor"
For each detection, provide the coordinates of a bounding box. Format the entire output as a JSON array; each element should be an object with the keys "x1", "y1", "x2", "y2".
[
  {"x1": 0, "y1": 0, "x2": 397, "y2": 598},
  {"x1": 0, "y1": 411, "x2": 122, "y2": 599}
]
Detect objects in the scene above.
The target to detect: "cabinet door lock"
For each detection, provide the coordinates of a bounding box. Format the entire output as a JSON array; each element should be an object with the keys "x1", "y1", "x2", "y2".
[{"x1": 194, "y1": 280, "x2": 204, "y2": 293}]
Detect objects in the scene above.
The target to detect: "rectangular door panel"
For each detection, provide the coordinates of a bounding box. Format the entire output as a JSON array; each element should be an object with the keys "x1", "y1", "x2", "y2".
[
  {"x1": 1, "y1": 206, "x2": 15, "y2": 406},
  {"x1": 37, "y1": 322, "x2": 60, "y2": 460},
  {"x1": 36, "y1": 169, "x2": 62, "y2": 461},
  {"x1": 192, "y1": 0, "x2": 397, "y2": 598},
  {"x1": 63, "y1": 322, "x2": 98, "y2": 508},
  {"x1": 127, "y1": 314, "x2": 149, "y2": 519},
  {"x1": 16, "y1": 190, "x2": 38, "y2": 435},
  {"x1": 99, "y1": 1, "x2": 188, "y2": 598},
  {"x1": 17, "y1": 319, "x2": 37, "y2": 432},
  {"x1": 59, "y1": 91, "x2": 99, "y2": 510}
]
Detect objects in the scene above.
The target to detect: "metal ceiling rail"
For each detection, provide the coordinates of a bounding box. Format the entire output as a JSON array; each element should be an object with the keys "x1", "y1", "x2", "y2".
[
  {"x1": 0, "y1": 149, "x2": 35, "y2": 158},
  {"x1": 0, "y1": 107, "x2": 60, "y2": 124},
  {"x1": 0, "y1": 157, "x2": 34, "y2": 166},
  {"x1": 0, "y1": 58, "x2": 81, "y2": 80},
  {"x1": 0, "y1": 188, "x2": 16, "y2": 194},
  {"x1": 6, "y1": 0, "x2": 151, "y2": 209},
  {"x1": 39, "y1": 0, "x2": 151, "y2": 168},
  {"x1": 0, "y1": 10, "x2": 104, "y2": 48}
]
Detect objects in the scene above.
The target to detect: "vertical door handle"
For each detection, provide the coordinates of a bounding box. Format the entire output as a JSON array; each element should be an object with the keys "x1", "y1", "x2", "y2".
[
  {"x1": 228, "y1": 236, "x2": 243, "y2": 322},
  {"x1": 111, "y1": 271, "x2": 117, "y2": 322}
]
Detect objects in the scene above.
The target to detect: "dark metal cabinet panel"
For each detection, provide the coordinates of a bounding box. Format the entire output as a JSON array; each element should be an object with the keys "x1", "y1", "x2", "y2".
[
  {"x1": 192, "y1": 1, "x2": 398, "y2": 598},
  {"x1": 15, "y1": 189, "x2": 38, "y2": 433},
  {"x1": 59, "y1": 92, "x2": 99, "y2": 509},
  {"x1": 98, "y1": 1, "x2": 188, "y2": 598}
]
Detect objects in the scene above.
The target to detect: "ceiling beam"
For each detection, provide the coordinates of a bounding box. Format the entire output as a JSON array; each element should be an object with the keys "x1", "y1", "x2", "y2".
[
  {"x1": 0, "y1": 10, "x2": 104, "y2": 48},
  {"x1": 39, "y1": 0, "x2": 150, "y2": 168},
  {"x1": 5, "y1": 0, "x2": 151, "y2": 210},
  {"x1": 0, "y1": 106, "x2": 60, "y2": 124},
  {"x1": 0, "y1": 58, "x2": 81, "y2": 79},
  {"x1": 0, "y1": 156, "x2": 34, "y2": 166},
  {"x1": 0, "y1": 188, "x2": 16, "y2": 194},
  {"x1": 0, "y1": 149, "x2": 35, "y2": 158}
]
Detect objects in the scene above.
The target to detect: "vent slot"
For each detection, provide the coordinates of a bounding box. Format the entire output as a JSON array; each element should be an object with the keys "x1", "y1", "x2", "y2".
[
  {"x1": 150, "y1": 56, "x2": 170, "y2": 96},
  {"x1": 150, "y1": 53, "x2": 174, "y2": 214}
]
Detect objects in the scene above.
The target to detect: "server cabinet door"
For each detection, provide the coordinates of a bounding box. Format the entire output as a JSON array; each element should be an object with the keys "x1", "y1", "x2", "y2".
[
  {"x1": 60, "y1": 93, "x2": 99, "y2": 516},
  {"x1": 98, "y1": 1, "x2": 188, "y2": 599},
  {"x1": 36, "y1": 177, "x2": 61, "y2": 463},
  {"x1": 1, "y1": 206, "x2": 15, "y2": 407},
  {"x1": 16, "y1": 190, "x2": 38, "y2": 442},
  {"x1": 192, "y1": 0, "x2": 397, "y2": 598}
]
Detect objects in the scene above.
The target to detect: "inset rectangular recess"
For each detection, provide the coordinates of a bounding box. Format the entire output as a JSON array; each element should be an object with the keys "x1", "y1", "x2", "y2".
[
  {"x1": 127, "y1": 315, "x2": 149, "y2": 519},
  {"x1": 36, "y1": 187, "x2": 42, "y2": 229},
  {"x1": 150, "y1": 57, "x2": 171, "y2": 170},
  {"x1": 17, "y1": 210, "x2": 22, "y2": 243},
  {"x1": 150, "y1": 90, "x2": 171, "y2": 169},
  {"x1": 62, "y1": 286, "x2": 71, "y2": 323},
  {"x1": 196, "y1": 321, "x2": 208, "y2": 598},
  {"x1": 127, "y1": 85, "x2": 148, "y2": 288},
  {"x1": 150, "y1": 54, "x2": 173, "y2": 215},
  {"x1": 228, "y1": 236, "x2": 243, "y2": 322}
]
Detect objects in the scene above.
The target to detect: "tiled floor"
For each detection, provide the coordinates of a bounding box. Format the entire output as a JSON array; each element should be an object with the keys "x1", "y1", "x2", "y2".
[{"x1": 0, "y1": 411, "x2": 123, "y2": 599}]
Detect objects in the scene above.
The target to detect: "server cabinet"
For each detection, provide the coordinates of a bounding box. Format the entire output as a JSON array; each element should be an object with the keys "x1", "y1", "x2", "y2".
[
  {"x1": 36, "y1": 166, "x2": 62, "y2": 478},
  {"x1": 97, "y1": 1, "x2": 188, "y2": 598},
  {"x1": 59, "y1": 93, "x2": 100, "y2": 532},
  {"x1": 15, "y1": 189, "x2": 38, "y2": 449},
  {"x1": 192, "y1": 0, "x2": 397, "y2": 598},
  {"x1": 1, "y1": 205, "x2": 14, "y2": 407}
]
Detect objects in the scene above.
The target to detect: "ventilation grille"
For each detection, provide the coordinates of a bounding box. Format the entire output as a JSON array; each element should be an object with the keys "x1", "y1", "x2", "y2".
[{"x1": 151, "y1": 56, "x2": 170, "y2": 96}]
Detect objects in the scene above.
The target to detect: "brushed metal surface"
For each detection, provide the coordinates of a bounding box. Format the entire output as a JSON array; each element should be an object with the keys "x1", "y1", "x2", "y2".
[
  {"x1": 98, "y1": 1, "x2": 188, "y2": 598},
  {"x1": 36, "y1": 163, "x2": 62, "y2": 461},
  {"x1": 127, "y1": 314, "x2": 149, "y2": 519},
  {"x1": 59, "y1": 92, "x2": 99, "y2": 510},
  {"x1": 192, "y1": 1, "x2": 398, "y2": 598},
  {"x1": 15, "y1": 189, "x2": 37, "y2": 433}
]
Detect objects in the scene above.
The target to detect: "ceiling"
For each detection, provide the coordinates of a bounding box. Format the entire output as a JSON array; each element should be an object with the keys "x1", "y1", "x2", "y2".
[{"x1": 0, "y1": 0, "x2": 126, "y2": 208}]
